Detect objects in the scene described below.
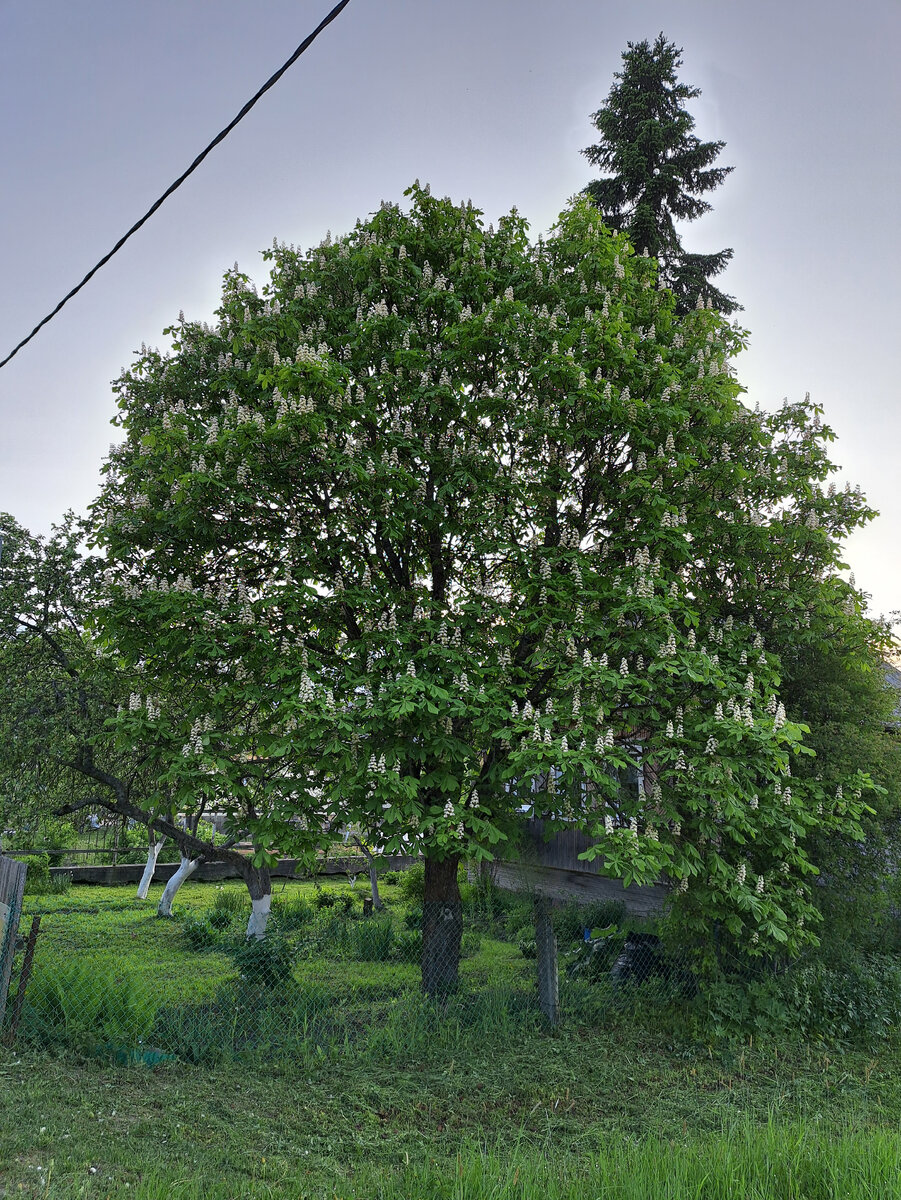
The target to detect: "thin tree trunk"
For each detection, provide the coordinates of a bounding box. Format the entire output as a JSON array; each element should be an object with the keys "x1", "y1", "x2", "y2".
[
  {"x1": 157, "y1": 855, "x2": 198, "y2": 917},
  {"x1": 534, "y1": 895, "x2": 559, "y2": 1025},
  {"x1": 422, "y1": 853, "x2": 462, "y2": 997},
  {"x1": 351, "y1": 836, "x2": 383, "y2": 911},
  {"x1": 136, "y1": 836, "x2": 167, "y2": 900},
  {"x1": 242, "y1": 864, "x2": 272, "y2": 940},
  {"x1": 368, "y1": 859, "x2": 382, "y2": 912}
]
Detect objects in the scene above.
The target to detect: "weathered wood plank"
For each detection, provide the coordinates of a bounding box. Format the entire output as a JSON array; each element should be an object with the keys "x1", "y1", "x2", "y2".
[
  {"x1": 489, "y1": 861, "x2": 669, "y2": 918},
  {"x1": 0, "y1": 856, "x2": 28, "y2": 1027}
]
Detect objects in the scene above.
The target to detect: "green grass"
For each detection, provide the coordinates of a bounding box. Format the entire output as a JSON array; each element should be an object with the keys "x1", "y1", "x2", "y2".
[
  {"x1": 3, "y1": 1031, "x2": 901, "y2": 1196},
  {"x1": 10, "y1": 880, "x2": 545, "y2": 1064},
  {"x1": 6, "y1": 881, "x2": 901, "y2": 1195}
]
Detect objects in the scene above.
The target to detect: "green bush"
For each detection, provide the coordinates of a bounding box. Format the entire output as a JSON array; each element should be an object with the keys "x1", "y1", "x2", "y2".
[
  {"x1": 211, "y1": 887, "x2": 249, "y2": 917},
  {"x1": 7, "y1": 819, "x2": 78, "y2": 867},
  {"x1": 270, "y1": 894, "x2": 313, "y2": 930},
  {"x1": 42, "y1": 871, "x2": 73, "y2": 896},
  {"x1": 461, "y1": 929, "x2": 482, "y2": 959},
  {"x1": 554, "y1": 898, "x2": 627, "y2": 945},
  {"x1": 226, "y1": 933, "x2": 296, "y2": 987},
  {"x1": 207, "y1": 907, "x2": 234, "y2": 931},
  {"x1": 380, "y1": 870, "x2": 400, "y2": 885},
  {"x1": 15, "y1": 961, "x2": 158, "y2": 1054},
  {"x1": 21, "y1": 854, "x2": 50, "y2": 894},
  {"x1": 397, "y1": 863, "x2": 425, "y2": 902},
  {"x1": 336, "y1": 891, "x2": 356, "y2": 914},
  {"x1": 694, "y1": 952, "x2": 901, "y2": 1047},
  {"x1": 313, "y1": 885, "x2": 337, "y2": 909},
  {"x1": 403, "y1": 904, "x2": 423, "y2": 931},
  {"x1": 394, "y1": 928, "x2": 422, "y2": 962},
  {"x1": 181, "y1": 913, "x2": 218, "y2": 951},
  {"x1": 512, "y1": 924, "x2": 536, "y2": 959},
  {"x1": 463, "y1": 869, "x2": 509, "y2": 930},
  {"x1": 99, "y1": 822, "x2": 150, "y2": 866}
]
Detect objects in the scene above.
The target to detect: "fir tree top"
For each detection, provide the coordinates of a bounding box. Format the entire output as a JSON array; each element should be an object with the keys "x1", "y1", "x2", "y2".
[{"x1": 583, "y1": 33, "x2": 739, "y2": 315}]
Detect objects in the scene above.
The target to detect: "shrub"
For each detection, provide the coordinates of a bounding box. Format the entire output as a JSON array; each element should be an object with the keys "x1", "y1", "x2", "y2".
[
  {"x1": 463, "y1": 869, "x2": 508, "y2": 929},
  {"x1": 20, "y1": 856, "x2": 71, "y2": 896},
  {"x1": 21, "y1": 854, "x2": 50, "y2": 894},
  {"x1": 394, "y1": 928, "x2": 422, "y2": 963},
  {"x1": 582, "y1": 899, "x2": 627, "y2": 934},
  {"x1": 16, "y1": 961, "x2": 157, "y2": 1054},
  {"x1": 43, "y1": 871, "x2": 73, "y2": 896},
  {"x1": 461, "y1": 929, "x2": 482, "y2": 959},
  {"x1": 96, "y1": 822, "x2": 152, "y2": 866},
  {"x1": 181, "y1": 913, "x2": 218, "y2": 951},
  {"x1": 211, "y1": 887, "x2": 249, "y2": 917},
  {"x1": 313, "y1": 885, "x2": 337, "y2": 909},
  {"x1": 397, "y1": 863, "x2": 425, "y2": 902},
  {"x1": 380, "y1": 870, "x2": 400, "y2": 885},
  {"x1": 336, "y1": 891, "x2": 356, "y2": 914},
  {"x1": 698, "y1": 953, "x2": 901, "y2": 1047},
  {"x1": 207, "y1": 907, "x2": 234, "y2": 931},
  {"x1": 403, "y1": 904, "x2": 423, "y2": 931},
  {"x1": 554, "y1": 898, "x2": 626, "y2": 945},
  {"x1": 7, "y1": 819, "x2": 78, "y2": 867},
  {"x1": 226, "y1": 933, "x2": 296, "y2": 988}
]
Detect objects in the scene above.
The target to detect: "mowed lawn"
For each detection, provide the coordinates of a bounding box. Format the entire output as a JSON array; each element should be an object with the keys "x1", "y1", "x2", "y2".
[{"x1": 3, "y1": 1026, "x2": 901, "y2": 1197}]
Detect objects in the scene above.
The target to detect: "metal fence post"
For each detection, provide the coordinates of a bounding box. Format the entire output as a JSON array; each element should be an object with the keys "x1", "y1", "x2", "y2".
[{"x1": 534, "y1": 894, "x2": 559, "y2": 1025}]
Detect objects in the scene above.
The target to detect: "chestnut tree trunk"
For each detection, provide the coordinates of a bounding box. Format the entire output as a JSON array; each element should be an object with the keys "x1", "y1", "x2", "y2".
[{"x1": 421, "y1": 853, "x2": 463, "y2": 997}]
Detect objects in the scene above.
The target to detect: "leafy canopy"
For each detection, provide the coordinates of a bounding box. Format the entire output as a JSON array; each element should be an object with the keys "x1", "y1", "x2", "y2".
[{"x1": 93, "y1": 184, "x2": 875, "y2": 954}]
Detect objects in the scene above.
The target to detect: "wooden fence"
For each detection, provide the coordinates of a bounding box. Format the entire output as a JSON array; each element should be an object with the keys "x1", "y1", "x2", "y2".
[{"x1": 0, "y1": 855, "x2": 27, "y2": 1027}]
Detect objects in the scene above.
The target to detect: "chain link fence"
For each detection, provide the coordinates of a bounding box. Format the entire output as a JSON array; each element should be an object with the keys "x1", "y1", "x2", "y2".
[
  {"x1": 0, "y1": 863, "x2": 724, "y2": 1066},
  {"x1": 7, "y1": 858, "x2": 901, "y2": 1062}
]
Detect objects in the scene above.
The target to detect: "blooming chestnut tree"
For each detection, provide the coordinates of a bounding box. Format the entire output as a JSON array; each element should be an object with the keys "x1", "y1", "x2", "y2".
[{"x1": 93, "y1": 185, "x2": 874, "y2": 988}]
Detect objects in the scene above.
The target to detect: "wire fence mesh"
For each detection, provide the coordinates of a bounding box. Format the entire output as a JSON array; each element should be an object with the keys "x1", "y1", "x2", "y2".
[{"x1": 0, "y1": 864, "x2": 727, "y2": 1066}]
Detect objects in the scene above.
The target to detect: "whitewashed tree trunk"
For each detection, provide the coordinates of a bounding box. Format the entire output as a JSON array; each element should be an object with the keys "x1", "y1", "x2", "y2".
[
  {"x1": 242, "y1": 865, "x2": 272, "y2": 939},
  {"x1": 157, "y1": 855, "x2": 198, "y2": 917},
  {"x1": 136, "y1": 837, "x2": 167, "y2": 900},
  {"x1": 246, "y1": 894, "x2": 272, "y2": 940}
]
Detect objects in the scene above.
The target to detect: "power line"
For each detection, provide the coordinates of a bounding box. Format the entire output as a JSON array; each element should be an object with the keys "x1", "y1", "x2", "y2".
[{"x1": 0, "y1": 0, "x2": 353, "y2": 373}]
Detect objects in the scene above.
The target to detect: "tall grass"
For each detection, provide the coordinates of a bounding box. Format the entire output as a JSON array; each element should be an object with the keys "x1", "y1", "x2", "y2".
[
  {"x1": 111, "y1": 1122, "x2": 901, "y2": 1198},
  {"x1": 14, "y1": 961, "x2": 158, "y2": 1054}
]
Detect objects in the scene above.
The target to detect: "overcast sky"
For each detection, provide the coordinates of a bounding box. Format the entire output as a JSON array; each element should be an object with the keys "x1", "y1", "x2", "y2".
[{"x1": 1, "y1": 0, "x2": 898, "y2": 621}]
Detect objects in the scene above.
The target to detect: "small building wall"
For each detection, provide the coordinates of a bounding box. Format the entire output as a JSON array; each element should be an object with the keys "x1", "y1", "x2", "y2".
[{"x1": 490, "y1": 818, "x2": 670, "y2": 917}]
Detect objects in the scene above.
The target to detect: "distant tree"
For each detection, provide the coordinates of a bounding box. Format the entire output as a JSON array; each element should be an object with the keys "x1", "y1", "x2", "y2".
[
  {"x1": 777, "y1": 595, "x2": 901, "y2": 950},
  {"x1": 582, "y1": 32, "x2": 738, "y2": 315},
  {"x1": 92, "y1": 184, "x2": 876, "y2": 993}
]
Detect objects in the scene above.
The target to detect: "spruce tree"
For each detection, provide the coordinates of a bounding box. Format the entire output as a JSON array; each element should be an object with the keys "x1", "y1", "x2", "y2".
[{"x1": 582, "y1": 33, "x2": 738, "y2": 315}]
